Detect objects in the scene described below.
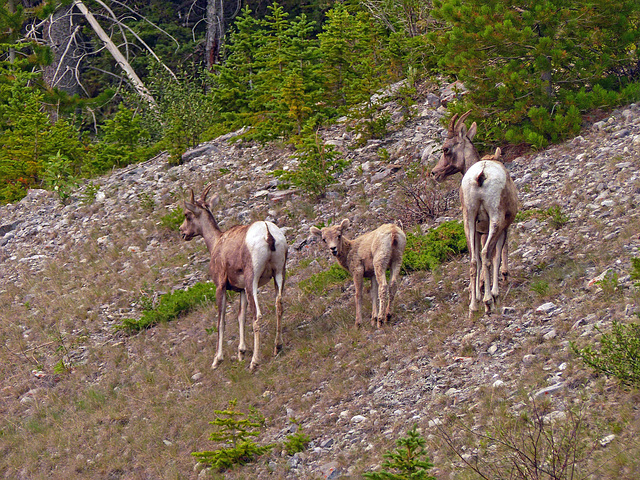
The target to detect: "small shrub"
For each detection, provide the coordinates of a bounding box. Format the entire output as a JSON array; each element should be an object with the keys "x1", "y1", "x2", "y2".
[
  {"x1": 299, "y1": 263, "x2": 350, "y2": 295},
  {"x1": 573, "y1": 321, "x2": 640, "y2": 387},
  {"x1": 159, "y1": 207, "x2": 184, "y2": 231},
  {"x1": 363, "y1": 425, "x2": 435, "y2": 480},
  {"x1": 283, "y1": 431, "x2": 310, "y2": 455},
  {"x1": 394, "y1": 171, "x2": 456, "y2": 226},
  {"x1": 119, "y1": 282, "x2": 216, "y2": 332},
  {"x1": 81, "y1": 182, "x2": 100, "y2": 206},
  {"x1": 597, "y1": 270, "x2": 620, "y2": 296},
  {"x1": 192, "y1": 400, "x2": 274, "y2": 471},
  {"x1": 137, "y1": 192, "x2": 155, "y2": 213},
  {"x1": 438, "y1": 399, "x2": 597, "y2": 480},
  {"x1": 546, "y1": 204, "x2": 569, "y2": 229},
  {"x1": 402, "y1": 221, "x2": 467, "y2": 273},
  {"x1": 42, "y1": 151, "x2": 78, "y2": 203}
]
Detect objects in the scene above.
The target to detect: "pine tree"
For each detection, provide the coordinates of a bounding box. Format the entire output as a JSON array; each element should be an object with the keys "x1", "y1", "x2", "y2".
[
  {"x1": 363, "y1": 425, "x2": 436, "y2": 480},
  {"x1": 430, "y1": 0, "x2": 640, "y2": 147},
  {"x1": 191, "y1": 400, "x2": 274, "y2": 471},
  {"x1": 211, "y1": 5, "x2": 261, "y2": 130}
]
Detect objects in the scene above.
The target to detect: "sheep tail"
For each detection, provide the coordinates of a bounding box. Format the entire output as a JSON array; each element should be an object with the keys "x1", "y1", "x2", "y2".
[
  {"x1": 265, "y1": 222, "x2": 276, "y2": 251},
  {"x1": 476, "y1": 165, "x2": 486, "y2": 187}
]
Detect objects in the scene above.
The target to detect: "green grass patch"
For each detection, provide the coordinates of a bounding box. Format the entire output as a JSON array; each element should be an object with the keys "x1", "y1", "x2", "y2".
[
  {"x1": 402, "y1": 221, "x2": 467, "y2": 273},
  {"x1": 515, "y1": 204, "x2": 569, "y2": 229},
  {"x1": 299, "y1": 263, "x2": 350, "y2": 294},
  {"x1": 119, "y1": 282, "x2": 216, "y2": 332}
]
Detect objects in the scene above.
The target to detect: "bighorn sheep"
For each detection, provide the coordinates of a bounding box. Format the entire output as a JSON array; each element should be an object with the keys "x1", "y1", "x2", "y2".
[
  {"x1": 310, "y1": 220, "x2": 406, "y2": 328},
  {"x1": 431, "y1": 111, "x2": 518, "y2": 316},
  {"x1": 180, "y1": 184, "x2": 288, "y2": 370}
]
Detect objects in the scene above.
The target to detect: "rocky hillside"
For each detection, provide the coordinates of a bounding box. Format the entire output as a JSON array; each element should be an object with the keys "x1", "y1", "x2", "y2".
[{"x1": 2, "y1": 88, "x2": 640, "y2": 480}]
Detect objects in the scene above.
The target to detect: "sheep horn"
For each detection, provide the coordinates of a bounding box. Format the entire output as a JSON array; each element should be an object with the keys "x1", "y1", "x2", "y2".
[
  {"x1": 447, "y1": 113, "x2": 459, "y2": 138},
  {"x1": 455, "y1": 110, "x2": 472, "y2": 135},
  {"x1": 201, "y1": 183, "x2": 213, "y2": 203},
  {"x1": 188, "y1": 189, "x2": 195, "y2": 204}
]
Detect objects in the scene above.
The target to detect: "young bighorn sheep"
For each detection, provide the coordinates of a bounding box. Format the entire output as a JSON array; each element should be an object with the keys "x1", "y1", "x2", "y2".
[
  {"x1": 310, "y1": 220, "x2": 406, "y2": 328},
  {"x1": 431, "y1": 111, "x2": 518, "y2": 316},
  {"x1": 180, "y1": 184, "x2": 288, "y2": 371}
]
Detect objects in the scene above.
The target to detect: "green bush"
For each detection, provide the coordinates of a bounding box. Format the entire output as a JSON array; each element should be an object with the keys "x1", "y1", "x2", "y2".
[
  {"x1": 42, "y1": 151, "x2": 78, "y2": 203},
  {"x1": 271, "y1": 123, "x2": 349, "y2": 198},
  {"x1": 159, "y1": 207, "x2": 184, "y2": 231},
  {"x1": 119, "y1": 282, "x2": 216, "y2": 332},
  {"x1": 573, "y1": 321, "x2": 640, "y2": 387},
  {"x1": 283, "y1": 431, "x2": 310, "y2": 455},
  {"x1": 192, "y1": 400, "x2": 274, "y2": 471},
  {"x1": 363, "y1": 425, "x2": 435, "y2": 480},
  {"x1": 402, "y1": 221, "x2": 467, "y2": 273}
]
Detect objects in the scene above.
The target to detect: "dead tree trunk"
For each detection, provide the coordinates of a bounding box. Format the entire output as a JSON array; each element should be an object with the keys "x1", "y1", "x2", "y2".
[
  {"x1": 42, "y1": 3, "x2": 81, "y2": 97},
  {"x1": 205, "y1": 0, "x2": 223, "y2": 69},
  {"x1": 72, "y1": 0, "x2": 156, "y2": 107}
]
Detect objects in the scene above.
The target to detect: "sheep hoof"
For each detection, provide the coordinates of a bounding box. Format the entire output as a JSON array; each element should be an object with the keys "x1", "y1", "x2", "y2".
[
  {"x1": 249, "y1": 361, "x2": 259, "y2": 372},
  {"x1": 211, "y1": 358, "x2": 223, "y2": 369},
  {"x1": 237, "y1": 350, "x2": 246, "y2": 361},
  {"x1": 274, "y1": 344, "x2": 283, "y2": 355}
]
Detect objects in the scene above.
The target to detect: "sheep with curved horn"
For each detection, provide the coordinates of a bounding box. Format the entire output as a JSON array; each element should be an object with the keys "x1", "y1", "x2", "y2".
[
  {"x1": 180, "y1": 184, "x2": 288, "y2": 370},
  {"x1": 430, "y1": 111, "x2": 518, "y2": 316}
]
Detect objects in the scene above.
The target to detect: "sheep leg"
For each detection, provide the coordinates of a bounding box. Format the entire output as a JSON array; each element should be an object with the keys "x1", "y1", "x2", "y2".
[
  {"x1": 479, "y1": 233, "x2": 487, "y2": 292},
  {"x1": 248, "y1": 275, "x2": 262, "y2": 371},
  {"x1": 387, "y1": 258, "x2": 402, "y2": 323},
  {"x1": 474, "y1": 230, "x2": 483, "y2": 308},
  {"x1": 374, "y1": 265, "x2": 389, "y2": 328},
  {"x1": 491, "y1": 231, "x2": 507, "y2": 302},
  {"x1": 237, "y1": 291, "x2": 247, "y2": 361},
  {"x1": 464, "y1": 207, "x2": 480, "y2": 316},
  {"x1": 353, "y1": 269, "x2": 365, "y2": 327},
  {"x1": 212, "y1": 287, "x2": 227, "y2": 369},
  {"x1": 500, "y1": 229, "x2": 509, "y2": 281},
  {"x1": 273, "y1": 270, "x2": 285, "y2": 356},
  {"x1": 481, "y1": 224, "x2": 501, "y2": 314},
  {"x1": 370, "y1": 275, "x2": 379, "y2": 328}
]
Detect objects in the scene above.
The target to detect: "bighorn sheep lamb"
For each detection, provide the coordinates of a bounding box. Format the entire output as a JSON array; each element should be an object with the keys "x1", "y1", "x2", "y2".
[
  {"x1": 180, "y1": 184, "x2": 288, "y2": 371},
  {"x1": 431, "y1": 111, "x2": 518, "y2": 316},
  {"x1": 310, "y1": 220, "x2": 406, "y2": 328}
]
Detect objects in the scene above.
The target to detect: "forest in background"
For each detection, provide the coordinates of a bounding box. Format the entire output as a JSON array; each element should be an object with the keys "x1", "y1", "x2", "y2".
[{"x1": 0, "y1": 0, "x2": 639, "y2": 203}]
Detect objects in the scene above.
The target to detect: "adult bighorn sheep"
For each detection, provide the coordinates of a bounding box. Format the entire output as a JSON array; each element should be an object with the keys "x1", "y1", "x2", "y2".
[
  {"x1": 180, "y1": 184, "x2": 288, "y2": 371},
  {"x1": 310, "y1": 220, "x2": 406, "y2": 328},
  {"x1": 431, "y1": 111, "x2": 518, "y2": 316}
]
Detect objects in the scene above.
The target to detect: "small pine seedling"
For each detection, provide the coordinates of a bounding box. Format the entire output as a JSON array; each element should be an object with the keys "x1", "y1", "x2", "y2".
[{"x1": 363, "y1": 425, "x2": 435, "y2": 480}]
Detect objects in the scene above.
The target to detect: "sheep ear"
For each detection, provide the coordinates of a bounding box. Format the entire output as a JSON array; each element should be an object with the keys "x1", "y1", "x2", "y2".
[
  {"x1": 208, "y1": 194, "x2": 220, "y2": 210},
  {"x1": 458, "y1": 123, "x2": 467, "y2": 140},
  {"x1": 310, "y1": 226, "x2": 322, "y2": 237},
  {"x1": 494, "y1": 147, "x2": 502, "y2": 160},
  {"x1": 339, "y1": 219, "x2": 350, "y2": 231},
  {"x1": 184, "y1": 200, "x2": 198, "y2": 213},
  {"x1": 467, "y1": 122, "x2": 477, "y2": 141}
]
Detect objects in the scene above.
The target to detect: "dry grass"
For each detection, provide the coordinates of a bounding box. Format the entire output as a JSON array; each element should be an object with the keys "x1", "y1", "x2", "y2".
[{"x1": 3, "y1": 165, "x2": 640, "y2": 480}]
